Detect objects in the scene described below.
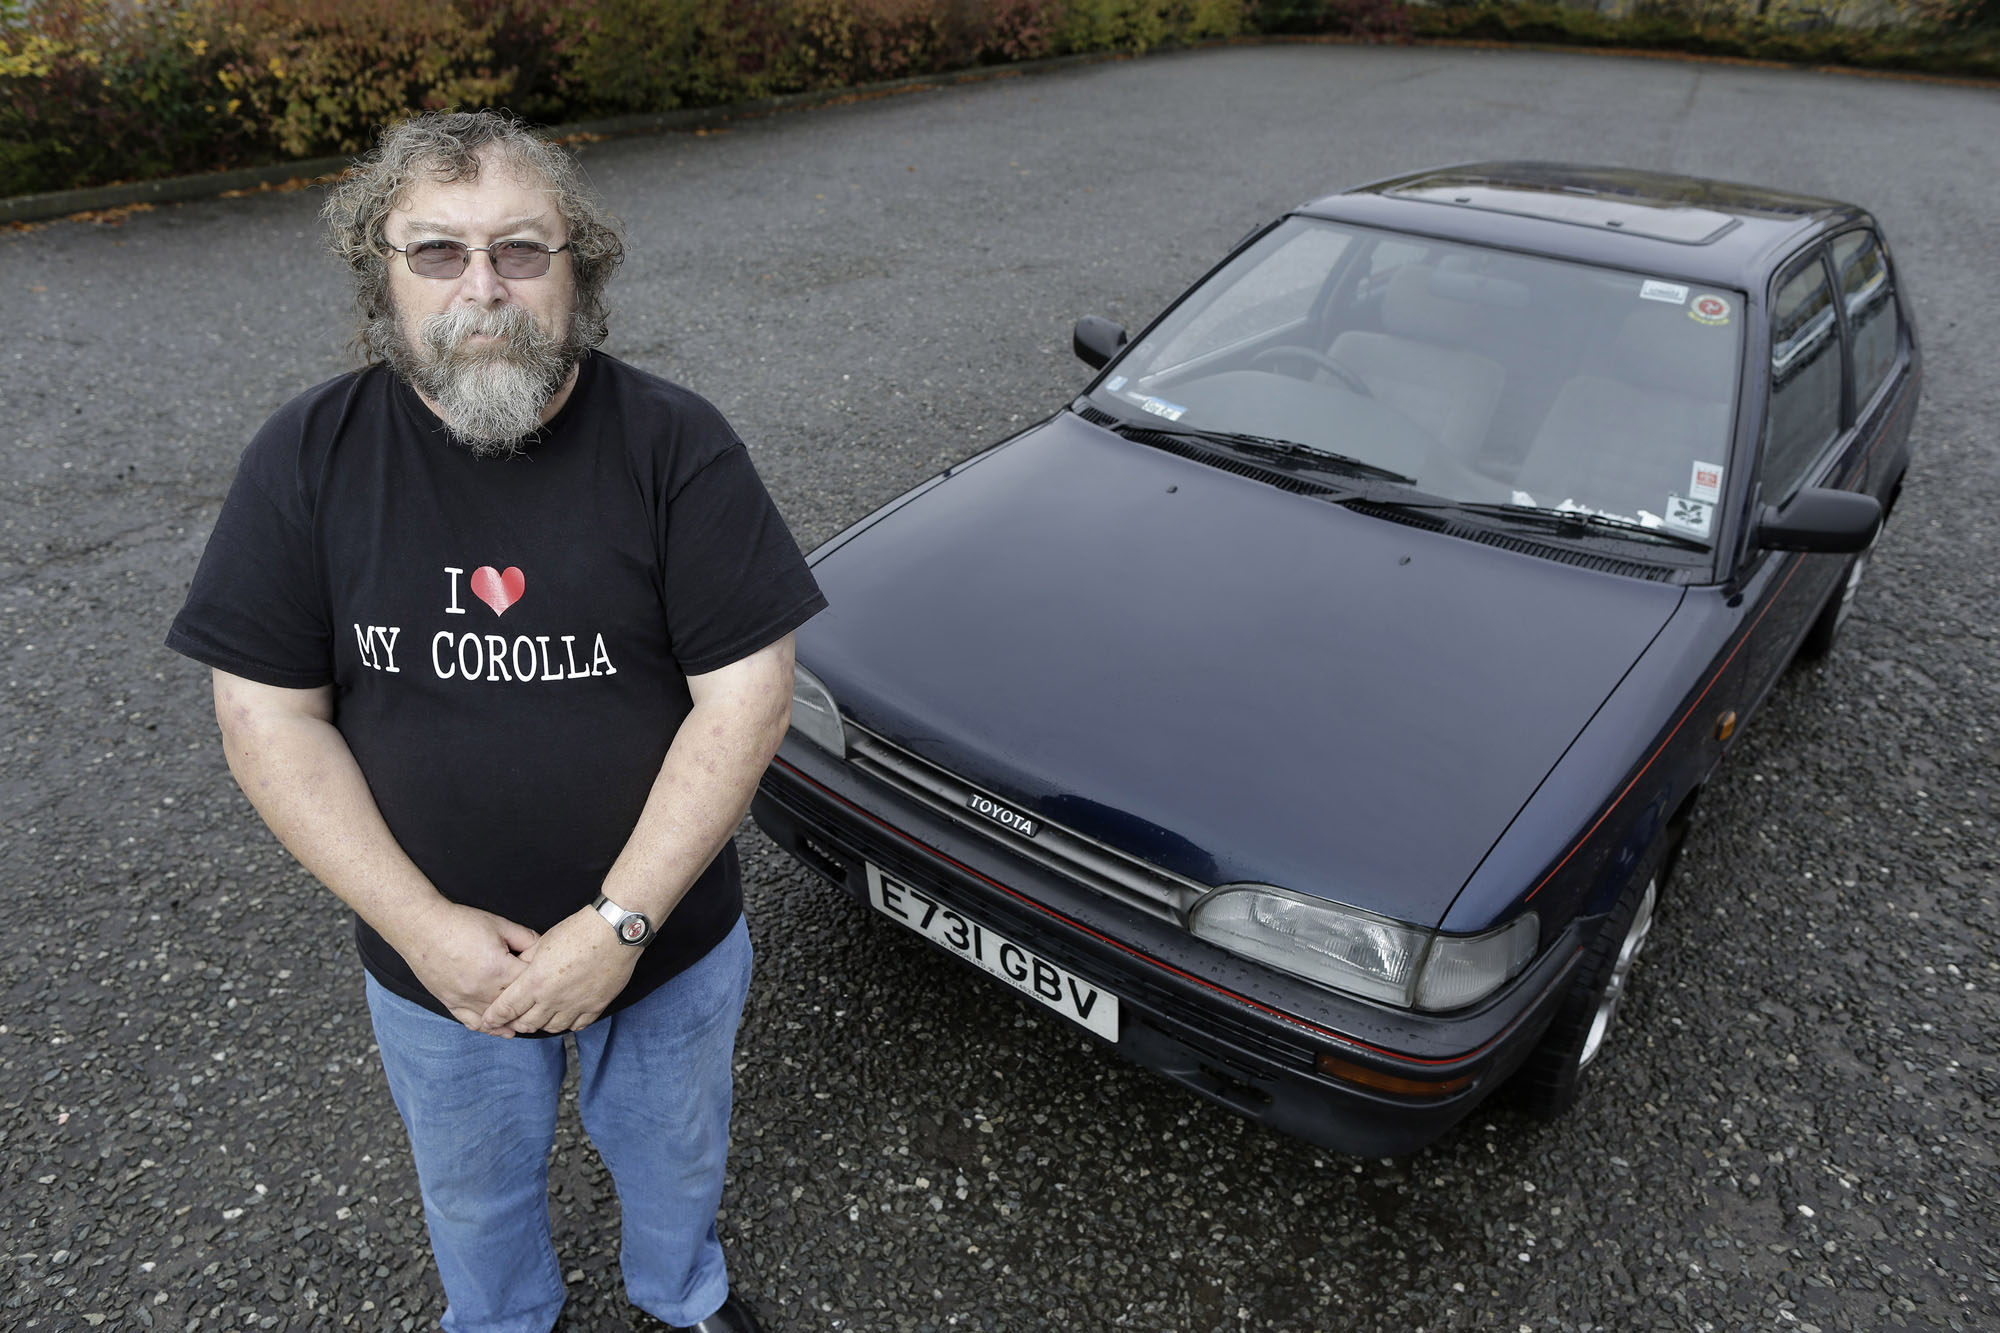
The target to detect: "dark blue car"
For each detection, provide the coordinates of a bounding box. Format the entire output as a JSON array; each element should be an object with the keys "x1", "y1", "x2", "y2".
[{"x1": 751, "y1": 163, "x2": 1920, "y2": 1155}]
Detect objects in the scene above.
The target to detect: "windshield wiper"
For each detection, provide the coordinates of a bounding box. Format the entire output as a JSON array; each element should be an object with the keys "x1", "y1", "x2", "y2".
[
  {"x1": 1450, "y1": 501, "x2": 1713, "y2": 551},
  {"x1": 1104, "y1": 417, "x2": 1417, "y2": 486},
  {"x1": 1336, "y1": 494, "x2": 1711, "y2": 551}
]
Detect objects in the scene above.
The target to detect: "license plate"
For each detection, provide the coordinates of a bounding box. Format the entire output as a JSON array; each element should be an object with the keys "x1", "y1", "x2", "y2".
[{"x1": 865, "y1": 863, "x2": 1120, "y2": 1041}]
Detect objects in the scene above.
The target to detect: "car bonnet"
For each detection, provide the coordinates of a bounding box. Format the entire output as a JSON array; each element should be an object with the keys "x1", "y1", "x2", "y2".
[{"x1": 798, "y1": 413, "x2": 1685, "y2": 928}]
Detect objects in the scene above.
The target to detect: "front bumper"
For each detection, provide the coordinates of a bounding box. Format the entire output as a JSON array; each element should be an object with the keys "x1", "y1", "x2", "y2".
[{"x1": 753, "y1": 736, "x2": 1587, "y2": 1157}]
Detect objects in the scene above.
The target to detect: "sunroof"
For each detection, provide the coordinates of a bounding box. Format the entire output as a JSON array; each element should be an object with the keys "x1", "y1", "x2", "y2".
[{"x1": 1388, "y1": 183, "x2": 1740, "y2": 245}]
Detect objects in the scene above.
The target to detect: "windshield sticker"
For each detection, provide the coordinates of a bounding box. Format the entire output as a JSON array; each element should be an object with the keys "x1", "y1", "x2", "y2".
[
  {"x1": 1665, "y1": 494, "x2": 1715, "y2": 536},
  {"x1": 1641, "y1": 280, "x2": 1689, "y2": 305},
  {"x1": 1688, "y1": 294, "x2": 1732, "y2": 327},
  {"x1": 1138, "y1": 395, "x2": 1188, "y2": 423},
  {"x1": 1689, "y1": 460, "x2": 1723, "y2": 504},
  {"x1": 1105, "y1": 375, "x2": 1128, "y2": 392}
]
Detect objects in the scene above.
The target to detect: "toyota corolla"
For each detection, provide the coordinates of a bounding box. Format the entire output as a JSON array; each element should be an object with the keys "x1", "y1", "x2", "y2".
[{"x1": 751, "y1": 162, "x2": 1920, "y2": 1155}]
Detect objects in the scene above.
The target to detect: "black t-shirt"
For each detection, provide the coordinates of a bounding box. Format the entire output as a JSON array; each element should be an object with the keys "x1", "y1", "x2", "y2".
[{"x1": 167, "y1": 353, "x2": 825, "y2": 1020}]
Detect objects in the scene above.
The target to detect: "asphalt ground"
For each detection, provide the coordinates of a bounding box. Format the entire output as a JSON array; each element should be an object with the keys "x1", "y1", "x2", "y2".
[{"x1": 3, "y1": 42, "x2": 1997, "y2": 1333}]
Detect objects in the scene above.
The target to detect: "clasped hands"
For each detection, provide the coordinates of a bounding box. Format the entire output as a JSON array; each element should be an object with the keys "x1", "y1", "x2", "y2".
[{"x1": 403, "y1": 900, "x2": 639, "y2": 1037}]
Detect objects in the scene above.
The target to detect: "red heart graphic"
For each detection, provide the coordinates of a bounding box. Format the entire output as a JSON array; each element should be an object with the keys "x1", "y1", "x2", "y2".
[{"x1": 470, "y1": 565, "x2": 525, "y2": 616}]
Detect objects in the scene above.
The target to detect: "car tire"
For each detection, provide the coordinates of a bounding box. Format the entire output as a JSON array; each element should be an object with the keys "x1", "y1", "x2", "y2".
[
  {"x1": 1509, "y1": 846, "x2": 1663, "y2": 1120},
  {"x1": 1798, "y1": 540, "x2": 1872, "y2": 660}
]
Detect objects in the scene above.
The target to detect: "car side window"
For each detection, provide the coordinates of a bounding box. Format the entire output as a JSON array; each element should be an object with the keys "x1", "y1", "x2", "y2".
[
  {"x1": 1830, "y1": 229, "x2": 1900, "y2": 408},
  {"x1": 1761, "y1": 251, "x2": 1842, "y2": 504},
  {"x1": 1151, "y1": 223, "x2": 1354, "y2": 367}
]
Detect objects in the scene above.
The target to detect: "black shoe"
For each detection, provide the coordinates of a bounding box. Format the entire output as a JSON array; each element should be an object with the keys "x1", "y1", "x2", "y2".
[{"x1": 683, "y1": 1292, "x2": 765, "y2": 1333}]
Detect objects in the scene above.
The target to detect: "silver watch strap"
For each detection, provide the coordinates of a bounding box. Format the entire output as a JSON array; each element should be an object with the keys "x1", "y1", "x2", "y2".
[{"x1": 591, "y1": 893, "x2": 653, "y2": 944}]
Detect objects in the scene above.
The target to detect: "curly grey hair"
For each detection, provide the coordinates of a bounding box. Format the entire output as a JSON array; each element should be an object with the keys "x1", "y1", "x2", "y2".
[{"x1": 321, "y1": 110, "x2": 624, "y2": 361}]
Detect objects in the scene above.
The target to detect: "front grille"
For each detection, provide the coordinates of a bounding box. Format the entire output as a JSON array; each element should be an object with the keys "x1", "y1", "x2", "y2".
[{"x1": 844, "y1": 724, "x2": 1205, "y2": 923}]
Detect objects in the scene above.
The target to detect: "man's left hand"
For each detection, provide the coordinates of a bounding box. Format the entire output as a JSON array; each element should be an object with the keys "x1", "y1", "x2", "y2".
[{"x1": 479, "y1": 907, "x2": 641, "y2": 1034}]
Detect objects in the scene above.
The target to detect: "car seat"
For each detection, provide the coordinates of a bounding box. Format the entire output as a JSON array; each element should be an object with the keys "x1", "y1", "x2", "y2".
[
  {"x1": 1510, "y1": 299, "x2": 1737, "y2": 523},
  {"x1": 1328, "y1": 262, "x2": 1509, "y2": 457}
]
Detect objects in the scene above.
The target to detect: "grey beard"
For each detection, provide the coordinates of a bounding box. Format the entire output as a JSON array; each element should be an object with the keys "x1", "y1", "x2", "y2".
[{"x1": 377, "y1": 304, "x2": 576, "y2": 458}]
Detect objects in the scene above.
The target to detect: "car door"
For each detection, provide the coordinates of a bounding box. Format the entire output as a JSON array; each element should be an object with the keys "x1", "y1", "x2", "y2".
[
  {"x1": 1827, "y1": 225, "x2": 1918, "y2": 501},
  {"x1": 1729, "y1": 242, "x2": 1859, "y2": 703}
]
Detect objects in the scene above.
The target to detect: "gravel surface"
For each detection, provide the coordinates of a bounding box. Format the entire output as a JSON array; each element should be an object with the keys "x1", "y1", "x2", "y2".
[{"x1": 3, "y1": 42, "x2": 1996, "y2": 1333}]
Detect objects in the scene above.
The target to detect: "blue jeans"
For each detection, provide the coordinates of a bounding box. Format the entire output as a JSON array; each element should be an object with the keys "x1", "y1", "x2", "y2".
[{"x1": 365, "y1": 916, "x2": 752, "y2": 1333}]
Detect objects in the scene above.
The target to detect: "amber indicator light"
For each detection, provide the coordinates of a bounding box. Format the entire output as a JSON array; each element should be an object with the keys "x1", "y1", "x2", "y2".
[
  {"x1": 1316, "y1": 1053, "x2": 1475, "y2": 1099},
  {"x1": 1715, "y1": 710, "x2": 1738, "y2": 742}
]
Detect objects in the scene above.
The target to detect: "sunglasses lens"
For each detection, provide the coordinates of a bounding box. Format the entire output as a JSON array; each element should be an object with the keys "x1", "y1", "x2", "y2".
[
  {"x1": 491, "y1": 241, "x2": 551, "y2": 278},
  {"x1": 408, "y1": 241, "x2": 469, "y2": 277}
]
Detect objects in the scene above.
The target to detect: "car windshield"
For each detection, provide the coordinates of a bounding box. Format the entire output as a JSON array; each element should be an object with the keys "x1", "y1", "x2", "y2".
[{"x1": 1088, "y1": 217, "x2": 1744, "y2": 547}]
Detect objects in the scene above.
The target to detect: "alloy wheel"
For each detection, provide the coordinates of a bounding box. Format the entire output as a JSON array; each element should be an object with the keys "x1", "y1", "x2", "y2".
[{"x1": 1579, "y1": 878, "x2": 1657, "y2": 1069}]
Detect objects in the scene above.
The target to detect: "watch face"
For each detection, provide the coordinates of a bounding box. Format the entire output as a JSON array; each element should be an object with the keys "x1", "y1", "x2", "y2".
[{"x1": 619, "y1": 915, "x2": 649, "y2": 944}]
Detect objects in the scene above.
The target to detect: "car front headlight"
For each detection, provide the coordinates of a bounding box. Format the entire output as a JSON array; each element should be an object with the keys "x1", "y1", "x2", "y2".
[
  {"x1": 788, "y1": 663, "x2": 846, "y2": 756},
  {"x1": 1189, "y1": 886, "x2": 1537, "y2": 1012},
  {"x1": 1413, "y1": 914, "x2": 1540, "y2": 1011}
]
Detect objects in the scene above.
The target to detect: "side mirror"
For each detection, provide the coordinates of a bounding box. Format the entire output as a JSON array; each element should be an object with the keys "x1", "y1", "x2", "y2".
[
  {"x1": 1755, "y1": 487, "x2": 1881, "y2": 554},
  {"x1": 1073, "y1": 316, "x2": 1129, "y2": 370}
]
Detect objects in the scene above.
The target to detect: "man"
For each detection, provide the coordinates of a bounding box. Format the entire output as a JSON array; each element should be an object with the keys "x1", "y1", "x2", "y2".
[{"x1": 167, "y1": 110, "x2": 822, "y2": 1333}]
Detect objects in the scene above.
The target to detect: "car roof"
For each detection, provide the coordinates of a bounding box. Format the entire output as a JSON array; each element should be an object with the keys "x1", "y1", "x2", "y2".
[{"x1": 1299, "y1": 162, "x2": 1871, "y2": 289}]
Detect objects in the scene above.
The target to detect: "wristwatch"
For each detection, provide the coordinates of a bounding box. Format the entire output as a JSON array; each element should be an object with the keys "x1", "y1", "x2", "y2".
[{"x1": 592, "y1": 893, "x2": 655, "y2": 947}]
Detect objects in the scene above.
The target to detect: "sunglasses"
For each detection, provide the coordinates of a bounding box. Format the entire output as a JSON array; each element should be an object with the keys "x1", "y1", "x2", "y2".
[{"x1": 387, "y1": 239, "x2": 571, "y2": 279}]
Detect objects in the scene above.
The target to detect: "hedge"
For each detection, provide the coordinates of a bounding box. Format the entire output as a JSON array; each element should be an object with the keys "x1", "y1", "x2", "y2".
[
  {"x1": 1409, "y1": 1, "x2": 2000, "y2": 77},
  {"x1": 3, "y1": 0, "x2": 1995, "y2": 199}
]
